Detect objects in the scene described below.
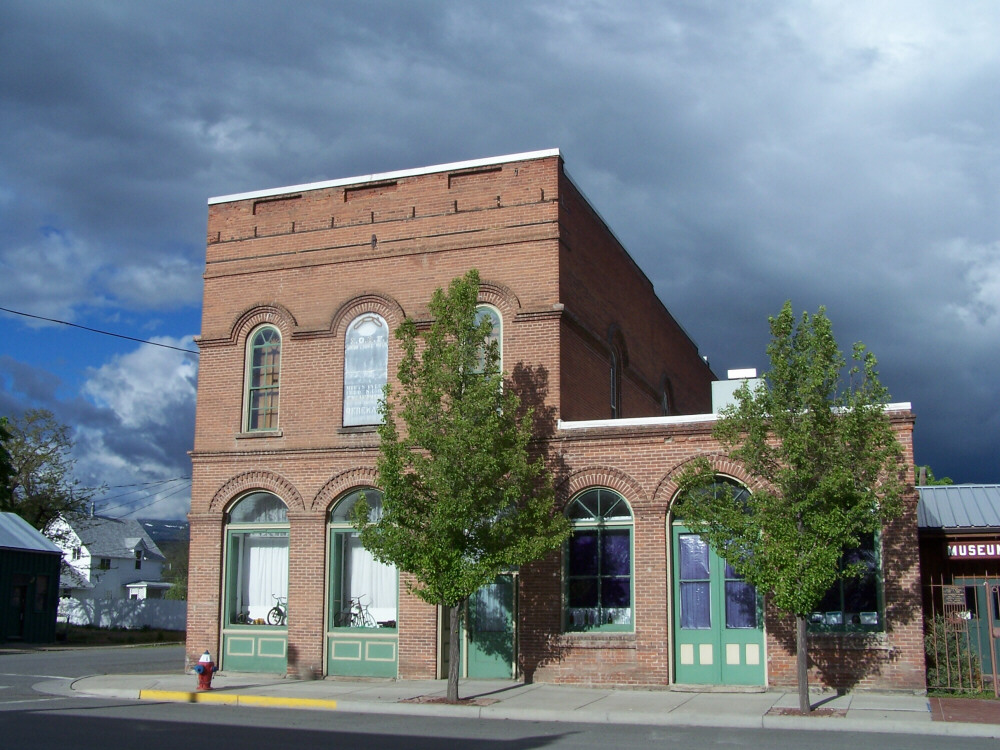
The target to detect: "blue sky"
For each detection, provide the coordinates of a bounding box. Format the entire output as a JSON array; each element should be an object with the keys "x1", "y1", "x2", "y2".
[{"x1": 2, "y1": 1, "x2": 998, "y2": 518}]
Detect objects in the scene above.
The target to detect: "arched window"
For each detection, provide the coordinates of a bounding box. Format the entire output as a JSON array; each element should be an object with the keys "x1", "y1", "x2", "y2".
[
  {"x1": 565, "y1": 488, "x2": 633, "y2": 631},
  {"x1": 475, "y1": 305, "x2": 502, "y2": 373},
  {"x1": 245, "y1": 326, "x2": 281, "y2": 431},
  {"x1": 225, "y1": 492, "x2": 289, "y2": 626},
  {"x1": 328, "y1": 489, "x2": 397, "y2": 628},
  {"x1": 343, "y1": 313, "x2": 389, "y2": 427}
]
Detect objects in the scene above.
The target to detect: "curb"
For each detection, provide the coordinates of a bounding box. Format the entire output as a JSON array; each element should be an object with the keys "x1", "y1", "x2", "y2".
[{"x1": 138, "y1": 689, "x2": 338, "y2": 711}]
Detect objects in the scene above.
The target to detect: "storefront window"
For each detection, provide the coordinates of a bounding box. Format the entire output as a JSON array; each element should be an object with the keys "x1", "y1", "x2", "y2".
[
  {"x1": 565, "y1": 488, "x2": 633, "y2": 631},
  {"x1": 809, "y1": 534, "x2": 882, "y2": 631},
  {"x1": 226, "y1": 492, "x2": 289, "y2": 626},
  {"x1": 329, "y1": 489, "x2": 397, "y2": 628}
]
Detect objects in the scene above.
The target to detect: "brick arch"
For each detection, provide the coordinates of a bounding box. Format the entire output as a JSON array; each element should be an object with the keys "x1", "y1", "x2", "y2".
[
  {"x1": 476, "y1": 280, "x2": 521, "y2": 320},
  {"x1": 228, "y1": 303, "x2": 298, "y2": 344},
  {"x1": 555, "y1": 466, "x2": 647, "y2": 510},
  {"x1": 311, "y1": 467, "x2": 380, "y2": 512},
  {"x1": 208, "y1": 470, "x2": 306, "y2": 513},
  {"x1": 652, "y1": 454, "x2": 766, "y2": 520},
  {"x1": 329, "y1": 293, "x2": 405, "y2": 338}
]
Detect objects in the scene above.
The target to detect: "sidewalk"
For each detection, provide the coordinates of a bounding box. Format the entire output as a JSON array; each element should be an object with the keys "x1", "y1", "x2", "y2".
[{"x1": 60, "y1": 671, "x2": 1000, "y2": 738}]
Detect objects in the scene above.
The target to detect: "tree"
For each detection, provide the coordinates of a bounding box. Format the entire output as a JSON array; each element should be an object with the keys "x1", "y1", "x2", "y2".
[
  {"x1": 0, "y1": 417, "x2": 13, "y2": 508},
  {"x1": 355, "y1": 269, "x2": 569, "y2": 702},
  {"x1": 2, "y1": 409, "x2": 94, "y2": 531},
  {"x1": 674, "y1": 301, "x2": 904, "y2": 714},
  {"x1": 916, "y1": 465, "x2": 953, "y2": 486}
]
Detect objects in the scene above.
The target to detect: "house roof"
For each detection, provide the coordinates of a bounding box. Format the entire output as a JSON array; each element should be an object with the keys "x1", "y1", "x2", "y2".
[
  {"x1": 0, "y1": 512, "x2": 62, "y2": 554},
  {"x1": 59, "y1": 513, "x2": 167, "y2": 561},
  {"x1": 917, "y1": 485, "x2": 1000, "y2": 531},
  {"x1": 59, "y1": 564, "x2": 92, "y2": 590}
]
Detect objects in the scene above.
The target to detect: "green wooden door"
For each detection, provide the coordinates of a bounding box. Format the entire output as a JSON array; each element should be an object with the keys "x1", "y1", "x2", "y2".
[
  {"x1": 673, "y1": 526, "x2": 764, "y2": 685},
  {"x1": 464, "y1": 575, "x2": 515, "y2": 679},
  {"x1": 954, "y1": 577, "x2": 1000, "y2": 677}
]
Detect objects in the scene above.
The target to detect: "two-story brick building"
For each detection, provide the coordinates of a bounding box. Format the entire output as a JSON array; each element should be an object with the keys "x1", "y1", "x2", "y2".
[{"x1": 187, "y1": 149, "x2": 924, "y2": 691}]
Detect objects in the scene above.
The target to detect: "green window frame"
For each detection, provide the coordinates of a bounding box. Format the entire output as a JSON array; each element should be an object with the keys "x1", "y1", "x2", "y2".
[
  {"x1": 474, "y1": 305, "x2": 502, "y2": 373},
  {"x1": 808, "y1": 533, "x2": 884, "y2": 632},
  {"x1": 565, "y1": 488, "x2": 633, "y2": 632},
  {"x1": 245, "y1": 325, "x2": 281, "y2": 432},
  {"x1": 225, "y1": 491, "x2": 289, "y2": 627},
  {"x1": 328, "y1": 489, "x2": 398, "y2": 630}
]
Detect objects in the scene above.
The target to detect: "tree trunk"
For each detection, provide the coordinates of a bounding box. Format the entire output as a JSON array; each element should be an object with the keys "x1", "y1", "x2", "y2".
[
  {"x1": 447, "y1": 602, "x2": 462, "y2": 702},
  {"x1": 796, "y1": 613, "x2": 811, "y2": 714}
]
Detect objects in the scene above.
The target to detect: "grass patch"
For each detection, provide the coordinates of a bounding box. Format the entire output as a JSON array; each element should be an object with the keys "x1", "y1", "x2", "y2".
[{"x1": 59, "y1": 625, "x2": 185, "y2": 646}]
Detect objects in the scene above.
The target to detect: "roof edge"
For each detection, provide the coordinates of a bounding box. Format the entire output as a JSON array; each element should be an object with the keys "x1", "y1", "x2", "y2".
[{"x1": 208, "y1": 148, "x2": 561, "y2": 205}]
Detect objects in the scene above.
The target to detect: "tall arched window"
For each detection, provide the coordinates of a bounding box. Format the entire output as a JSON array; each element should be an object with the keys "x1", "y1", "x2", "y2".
[
  {"x1": 565, "y1": 488, "x2": 633, "y2": 631},
  {"x1": 225, "y1": 492, "x2": 289, "y2": 626},
  {"x1": 343, "y1": 313, "x2": 389, "y2": 427},
  {"x1": 245, "y1": 326, "x2": 281, "y2": 431},
  {"x1": 475, "y1": 305, "x2": 502, "y2": 373},
  {"x1": 328, "y1": 489, "x2": 397, "y2": 628}
]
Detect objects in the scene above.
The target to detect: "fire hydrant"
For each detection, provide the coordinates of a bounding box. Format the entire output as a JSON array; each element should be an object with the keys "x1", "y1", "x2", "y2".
[{"x1": 194, "y1": 650, "x2": 218, "y2": 690}]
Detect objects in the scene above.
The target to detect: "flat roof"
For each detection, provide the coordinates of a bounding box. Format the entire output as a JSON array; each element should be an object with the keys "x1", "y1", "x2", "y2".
[{"x1": 208, "y1": 148, "x2": 561, "y2": 205}]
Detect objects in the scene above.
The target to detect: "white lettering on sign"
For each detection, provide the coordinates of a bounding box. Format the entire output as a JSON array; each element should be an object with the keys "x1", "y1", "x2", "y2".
[{"x1": 947, "y1": 541, "x2": 1000, "y2": 559}]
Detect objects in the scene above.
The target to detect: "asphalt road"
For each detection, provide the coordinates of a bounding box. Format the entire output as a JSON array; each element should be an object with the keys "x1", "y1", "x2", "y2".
[{"x1": 0, "y1": 643, "x2": 183, "y2": 705}]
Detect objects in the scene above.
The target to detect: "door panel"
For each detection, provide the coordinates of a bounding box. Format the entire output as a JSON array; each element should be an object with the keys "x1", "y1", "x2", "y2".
[
  {"x1": 673, "y1": 526, "x2": 765, "y2": 685},
  {"x1": 464, "y1": 575, "x2": 514, "y2": 679}
]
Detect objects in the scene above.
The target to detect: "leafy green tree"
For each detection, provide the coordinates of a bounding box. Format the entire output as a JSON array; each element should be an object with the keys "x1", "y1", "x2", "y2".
[
  {"x1": 675, "y1": 301, "x2": 904, "y2": 713},
  {"x1": 917, "y1": 466, "x2": 953, "y2": 486},
  {"x1": 355, "y1": 270, "x2": 568, "y2": 702},
  {"x1": 0, "y1": 417, "x2": 13, "y2": 508},
  {"x1": 2, "y1": 409, "x2": 93, "y2": 531}
]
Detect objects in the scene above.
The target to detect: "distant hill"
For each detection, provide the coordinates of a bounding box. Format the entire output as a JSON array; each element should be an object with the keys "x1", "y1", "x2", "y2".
[{"x1": 139, "y1": 519, "x2": 189, "y2": 544}]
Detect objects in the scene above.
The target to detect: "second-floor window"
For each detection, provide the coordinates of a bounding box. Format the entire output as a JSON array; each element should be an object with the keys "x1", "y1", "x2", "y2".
[
  {"x1": 99, "y1": 558, "x2": 111, "y2": 571},
  {"x1": 245, "y1": 325, "x2": 281, "y2": 431},
  {"x1": 343, "y1": 313, "x2": 389, "y2": 427},
  {"x1": 135, "y1": 550, "x2": 143, "y2": 570}
]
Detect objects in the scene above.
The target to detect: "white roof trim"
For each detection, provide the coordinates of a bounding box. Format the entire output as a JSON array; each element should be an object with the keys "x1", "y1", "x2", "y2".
[
  {"x1": 208, "y1": 148, "x2": 562, "y2": 205},
  {"x1": 559, "y1": 402, "x2": 912, "y2": 431}
]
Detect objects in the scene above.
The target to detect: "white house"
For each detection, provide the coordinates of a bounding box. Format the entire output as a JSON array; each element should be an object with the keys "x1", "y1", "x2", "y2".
[{"x1": 46, "y1": 512, "x2": 170, "y2": 602}]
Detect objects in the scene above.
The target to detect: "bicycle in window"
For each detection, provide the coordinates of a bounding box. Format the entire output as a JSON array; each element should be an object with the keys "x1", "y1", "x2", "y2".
[
  {"x1": 337, "y1": 596, "x2": 377, "y2": 628},
  {"x1": 267, "y1": 595, "x2": 288, "y2": 626}
]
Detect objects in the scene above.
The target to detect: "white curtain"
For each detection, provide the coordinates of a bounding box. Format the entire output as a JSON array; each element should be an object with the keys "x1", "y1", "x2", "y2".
[
  {"x1": 241, "y1": 534, "x2": 289, "y2": 621},
  {"x1": 343, "y1": 534, "x2": 397, "y2": 623}
]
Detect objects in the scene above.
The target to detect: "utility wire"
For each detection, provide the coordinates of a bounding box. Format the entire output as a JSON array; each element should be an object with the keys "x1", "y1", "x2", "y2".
[
  {"x1": 102, "y1": 479, "x2": 192, "y2": 517},
  {"x1": 0, "y1": 306, "x2": 199, "y2": 355}
]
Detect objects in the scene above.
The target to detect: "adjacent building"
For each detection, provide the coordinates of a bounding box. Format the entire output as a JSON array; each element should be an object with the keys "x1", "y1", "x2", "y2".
[
  {"x1": 188, "y1": 149, "x2": 924, "y2": 691},
  {"x1": 0, "y1": 512, "x2": 61, "y2": 643}
]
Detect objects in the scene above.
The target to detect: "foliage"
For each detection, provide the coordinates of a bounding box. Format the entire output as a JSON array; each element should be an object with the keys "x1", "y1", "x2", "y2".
[
  {"x1": 917, "y1": 466, "x2": 953, "y2": 486},
  {"x1": 355, "y1": 269, "x2": 568, "y2": 700},
  {"x1": 925, "y1": 615, "x2": 983, "y2": 692},
  {"x1": 161, "y1": 540, "x2": 189, "y2": 600},
  {"x1": 2, "y1": 409, "x2": 95, "y2": 531},
  {"x1": 674, "y1": 301, "x2": 904, "y2": 711}
]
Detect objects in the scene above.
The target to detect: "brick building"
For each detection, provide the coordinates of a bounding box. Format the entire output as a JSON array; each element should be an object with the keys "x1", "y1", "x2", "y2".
[{"x1": 188, "y1": 149, "x2": 925, "y2": 691}]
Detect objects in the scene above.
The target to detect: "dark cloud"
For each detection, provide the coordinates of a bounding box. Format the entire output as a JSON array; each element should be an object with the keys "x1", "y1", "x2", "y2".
[{"x1": 1, "y1": 1, "x2": 998, "y2": 513}]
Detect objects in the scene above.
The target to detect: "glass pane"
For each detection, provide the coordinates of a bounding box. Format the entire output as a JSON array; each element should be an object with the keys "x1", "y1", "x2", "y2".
[
  {"x1": 569, "y1": 531, "x2": 599, "y2": 576},
  {"x1": 601, "y1": 493, "x2": 632, "y2": 520},
  {"x1": 680, "y1": 581, "x2": 711, "y2": 629},
  {"x1": 229, "y1": 492, "x2": 288, "y2": 524},
  {"x1": 601, "y1": 530, "x2": 630, "y2": 576},
  {"x1": 340, "y1": 531, "x2": 396, "y2": 626},
  {"x1": 601, "y1": 577, "x2": 630, "y2": 608},
  {"x1": 568, "y1": 578, "x2": 598, "y2": 608},
  {"x1": 474, "y1": 583, "x2": 508, "y2": 633},
  {"x1": 231, "y1": 531, "x2": 289, "y2": 623},
  {"x1": 725, "y1": 580, "x2": 757, "y2": 628},
  {"x1": 679, "y1": 534, "x2": 710, "y2": 579},
  {"x1": 343, "y1": 314, "x2": 389, "y2": 426},
  {"x1": 330, "y1": 489, "x2": 384, "y2": 523},
  {"x1": 568, "y1": 491, "x2": 600, "y2": 520}
]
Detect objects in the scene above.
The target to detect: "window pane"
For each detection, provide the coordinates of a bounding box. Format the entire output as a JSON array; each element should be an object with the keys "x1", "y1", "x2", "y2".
[
  {"x1": 474, "y1": 583, "x2": 507, "y2": 633},
  {"x1": 601, "y1": 577, "x2": 630, "y2": 608},
  {"x1": 601, "y1": 530, "x2": 630, "y2": 576},
  {"x1": 679, "y1": 534, "x2": 710, "y2": 579},
  {"x1": 230, "y1": 492, "x2": 288, "y2": 524},
  {"x1": 568, "y1": 578, "x2": 598, "y2": 608},
  {"x1": 230, "y1": 531, "x2": 289, "y2": 624},
  {"x1": 725, "y1": 581, "x2": 757, "y2": 628},
  {"x1": 343, "y1": 314, "x2": 389, "y2": 426},
  {"x1": 330, "y1": 489, "x2": 384, "y2": 523},
  {"x1": 341, "y1": 533, "x2": 396, "y2": 625},
  {"x1": 569, "y1": 531, "x2": 598, "y2": 576},
  {"x1": 681, "y1": 581, "x2": 711, "y2": 629}
]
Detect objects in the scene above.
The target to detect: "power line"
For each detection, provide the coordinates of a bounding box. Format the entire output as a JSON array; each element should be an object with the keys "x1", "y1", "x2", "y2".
[
  {"x1": 109, "y1": 480, "x2": 192, "y2": 518},
  {"x1": 0, "y1": 306, "x2": 199, "y2": 355}
]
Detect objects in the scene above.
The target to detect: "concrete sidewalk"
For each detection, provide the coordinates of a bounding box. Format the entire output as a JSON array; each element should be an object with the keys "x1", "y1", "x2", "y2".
[{"x1": 57, "y1": 671, "x2": 1000, "y2": 738}]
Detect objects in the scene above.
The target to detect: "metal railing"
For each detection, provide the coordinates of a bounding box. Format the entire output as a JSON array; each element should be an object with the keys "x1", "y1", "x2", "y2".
[{"x1": 923, "y1": 578, "x2": 999, "y2": 696}]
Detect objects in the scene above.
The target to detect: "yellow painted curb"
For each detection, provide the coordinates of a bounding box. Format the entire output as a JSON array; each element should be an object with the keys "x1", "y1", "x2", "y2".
[{"x1": 138, "y1": 689, "x2": 337, "y2": 711}]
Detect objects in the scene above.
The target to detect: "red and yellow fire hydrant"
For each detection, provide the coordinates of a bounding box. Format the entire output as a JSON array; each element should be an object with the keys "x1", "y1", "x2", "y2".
[{"x1": 194, "y1": 650, "x2": 218, "y2": 690}]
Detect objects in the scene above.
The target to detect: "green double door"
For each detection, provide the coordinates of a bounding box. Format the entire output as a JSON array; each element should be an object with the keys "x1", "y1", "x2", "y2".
[
  {"x1": 673, "y1": 526, "x2": 765, "y2": 685},
  {"x1": 462, "y1": 575, "x2": 515, "y2": 679}
]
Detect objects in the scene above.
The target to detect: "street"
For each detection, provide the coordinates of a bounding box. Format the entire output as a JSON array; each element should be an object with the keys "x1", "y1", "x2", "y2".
[{"x1": 0, "y1": 647, "x2": 997, "y2": 749}]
